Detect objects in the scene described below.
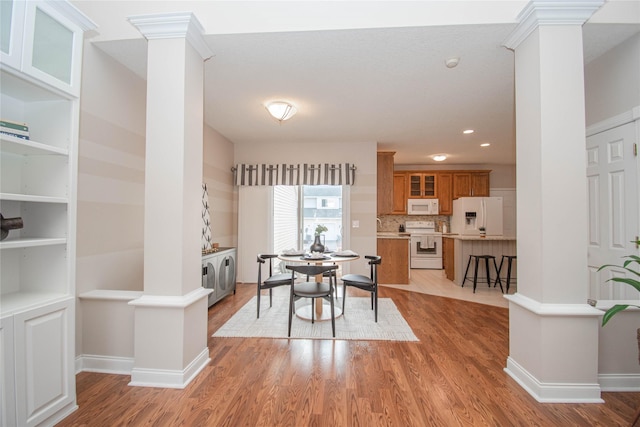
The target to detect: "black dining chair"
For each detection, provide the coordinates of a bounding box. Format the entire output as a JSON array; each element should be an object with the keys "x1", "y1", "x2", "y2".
[
  {"x1": 285, "y1": 264, "x2": 339, "y2": 337},
  {"x1": 256, "y1": 254, "x2": 291, "y2": 318},
  {"x1": 341, "y1": 255, "x2": 382, "y2": 322}
]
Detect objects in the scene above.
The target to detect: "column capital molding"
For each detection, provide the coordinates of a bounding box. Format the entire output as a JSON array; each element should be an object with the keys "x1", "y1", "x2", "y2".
[
  {"x1": 128, "y1": 12, "x2": 213, "y2": 60},
  {"x1": 503, "y1": 0, "x2": 604, "y2": 50}
]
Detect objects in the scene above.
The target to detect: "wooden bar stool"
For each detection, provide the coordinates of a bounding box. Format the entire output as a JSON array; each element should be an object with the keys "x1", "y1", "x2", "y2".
[
  {"x1": 462, "y1": 255, "x2": 503, "y2": 293},
  {"x1": 496, "y1": 255, "x2": 517, "y2": 293}
]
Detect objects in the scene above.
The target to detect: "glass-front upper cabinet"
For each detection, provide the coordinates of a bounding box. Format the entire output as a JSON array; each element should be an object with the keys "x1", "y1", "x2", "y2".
[
  {"x1": 2, "y1": 0, "x2": 94, "y2": 96},
  {"x1": 408, "y1": 173, "x2": 437, "y2": 198}
]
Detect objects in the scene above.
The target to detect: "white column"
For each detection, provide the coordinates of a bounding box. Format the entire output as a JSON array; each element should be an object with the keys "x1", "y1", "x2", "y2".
[
  {"x1": 503, "y1": 1, "x2": 604, "y2": 402},
  {"x1": 127, "y1": 12, "x2": 213, "y2": 388}
]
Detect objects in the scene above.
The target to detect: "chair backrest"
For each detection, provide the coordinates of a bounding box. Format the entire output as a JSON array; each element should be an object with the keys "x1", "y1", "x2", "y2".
[
  {"x1": 257, "y1": 253, "x2": 278, "y2": 282},
  {"x1": 286, "y1": 264, "x2": 338, "y2": 282},
  {"x1": 365, "y1": 255, "x2": 382, "y2": 283}
]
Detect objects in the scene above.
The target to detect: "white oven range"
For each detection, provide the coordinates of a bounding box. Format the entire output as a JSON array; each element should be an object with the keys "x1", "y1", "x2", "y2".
[{"x1": 405, "y1": 220, "x2": 443, "y2": 269}]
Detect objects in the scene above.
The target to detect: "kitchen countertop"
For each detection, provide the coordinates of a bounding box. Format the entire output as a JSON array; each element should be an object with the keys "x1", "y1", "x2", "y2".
[
  {"x1": 443, "y1": 234, "x2": 516, "y2": 241},
  {"x1": 376, "y1": 232, "x2": 411, "y2": 239}
]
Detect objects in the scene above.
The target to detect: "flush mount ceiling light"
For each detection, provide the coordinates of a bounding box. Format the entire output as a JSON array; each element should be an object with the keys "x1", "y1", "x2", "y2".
[
  {"x1": 433, "y1": 155, "x2": 447, "y2": 162},
  {"x1": 481, "y1": 143, "x2": 491, "y2": 147},
  {"x1": 265, "y1": 101, "x2": 297, "y2": 122},
  {"x1": 463, "y1": 129, "x2": 474, "y2": 134}
]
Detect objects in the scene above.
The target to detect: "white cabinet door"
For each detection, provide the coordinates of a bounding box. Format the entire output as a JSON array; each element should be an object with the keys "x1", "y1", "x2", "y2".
[
  {"x1": 13, "y1": 298, "x2": 75, "y2": 427},
  {"x1": 19, "y1": 1, "x2": 92, "y2": 96},
  {"x1": 0, "y1": 316, "x2": 16, "y2": 427},
  {"x1": 0, "y1": 0, "x2": 26, "y2": 70}
]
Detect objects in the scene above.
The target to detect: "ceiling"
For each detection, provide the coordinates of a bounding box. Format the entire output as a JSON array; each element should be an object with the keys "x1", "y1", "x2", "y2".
[{"x1": 95, "y1": 19, "x2": 639, "y2": 166}]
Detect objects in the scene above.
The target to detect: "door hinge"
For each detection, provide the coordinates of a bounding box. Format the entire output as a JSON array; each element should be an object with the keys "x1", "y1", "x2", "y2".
[{"x1": 634, "y1": 142, "x2": 637, "y2": 156}]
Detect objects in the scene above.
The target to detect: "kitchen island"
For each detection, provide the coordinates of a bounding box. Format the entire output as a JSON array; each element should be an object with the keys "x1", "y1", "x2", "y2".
[{"x1": 443, "y1": 234, "x2": 516, "y2": 286}]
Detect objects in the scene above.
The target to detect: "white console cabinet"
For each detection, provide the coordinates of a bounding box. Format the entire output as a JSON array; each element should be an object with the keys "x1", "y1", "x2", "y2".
[
  {"x1": 202, "y1": 248, "x2": 237, "y2": 307},
  {"x1": 0, "y1": 1, "x2": 95, "y2": 425}
]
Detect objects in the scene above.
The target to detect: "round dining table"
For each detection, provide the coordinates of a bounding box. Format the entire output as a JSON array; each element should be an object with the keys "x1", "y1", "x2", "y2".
[{"x1": 277, "y1": 252, "x2": 360, "y2": 321}]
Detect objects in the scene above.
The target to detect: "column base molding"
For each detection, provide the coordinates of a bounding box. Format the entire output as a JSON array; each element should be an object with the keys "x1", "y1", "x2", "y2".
[
  {"x1": 129, "y1": 347, "x2": 210, "y2": 389},
  {"x1": 505, "y1": 357, "x2": 604, "y2": 403}
]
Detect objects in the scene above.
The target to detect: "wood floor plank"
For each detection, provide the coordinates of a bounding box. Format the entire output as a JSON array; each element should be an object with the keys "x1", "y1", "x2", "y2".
[{"x1": 57, "y1": 283, "x2": 640, "y2": 427}]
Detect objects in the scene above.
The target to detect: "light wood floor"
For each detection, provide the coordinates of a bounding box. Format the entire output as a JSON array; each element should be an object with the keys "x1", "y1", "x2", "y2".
[
  {"x1": 58, "y1": 280, "x2": 637, "y2": 426},
  {"x1": 384, "y1": 268, "x2": 510, "y2": 308}
]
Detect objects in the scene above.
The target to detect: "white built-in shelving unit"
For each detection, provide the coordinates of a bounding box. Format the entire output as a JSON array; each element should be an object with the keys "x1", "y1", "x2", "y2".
[{"x1": 0, "y1": 1, "x2": 95, "y2": 426}]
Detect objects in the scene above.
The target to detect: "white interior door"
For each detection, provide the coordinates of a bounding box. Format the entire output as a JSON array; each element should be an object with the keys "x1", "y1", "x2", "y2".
[{"x1": 586, "y1": 120, "x2": 639, "y2": 300}]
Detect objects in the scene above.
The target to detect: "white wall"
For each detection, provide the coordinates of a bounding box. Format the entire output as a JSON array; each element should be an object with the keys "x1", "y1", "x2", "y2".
[
  {"x1": 203, "y1": 125, "x2": 237, "y2": 249},
  {"x1": 585, "y1": 33, "x2": 640, "y2": 126},
  {"x1": 234, "y1": 140, "x2": 377, "y2": 283}
]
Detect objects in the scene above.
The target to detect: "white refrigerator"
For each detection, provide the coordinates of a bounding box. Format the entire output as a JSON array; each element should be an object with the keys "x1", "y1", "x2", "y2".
[{"x1": 451, "y1": 197, "x2": 503, "y2": 236}]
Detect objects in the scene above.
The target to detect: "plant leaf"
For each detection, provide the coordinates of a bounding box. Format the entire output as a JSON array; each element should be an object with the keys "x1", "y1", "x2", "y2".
[
  {"x1": 602, "y1": 305, "x2": 630, "y2": 326},
  {"x1": 607, "y1": 277, "x2": 640, "y2": 292}
]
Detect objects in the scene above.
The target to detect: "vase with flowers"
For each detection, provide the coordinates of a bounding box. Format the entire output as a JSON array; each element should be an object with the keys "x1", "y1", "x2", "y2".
[{"x1": 310, "y1": 224, "x2": 328, "y2": 253}]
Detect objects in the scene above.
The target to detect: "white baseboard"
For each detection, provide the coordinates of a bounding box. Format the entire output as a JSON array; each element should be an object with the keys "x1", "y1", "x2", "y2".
[
  {"x1": 76, "y1": 354, "x2": 135, "y2": 375},
  {"x1": 599, "y1": 373, "x2": 640, "y2": 392},
  {"x1": 505, "y1": 357, "x2": 604, "y2": 403},
  {"x1": 128, "y1": 347, "x2": 210, "y2": 389}
]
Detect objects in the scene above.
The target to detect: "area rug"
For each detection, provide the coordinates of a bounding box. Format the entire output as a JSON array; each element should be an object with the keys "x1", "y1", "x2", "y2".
[{"x1": 213, "y1": 296, "x2": 419, "y2": 341}]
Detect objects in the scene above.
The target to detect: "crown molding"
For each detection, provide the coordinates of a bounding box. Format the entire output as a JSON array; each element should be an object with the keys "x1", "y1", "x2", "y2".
[
  {"x1": 503, "y1": 1, "x2": 605, "y2": 50},
  {"x1": 127, "y1": 12, "x2": 213, "y2": 60}
]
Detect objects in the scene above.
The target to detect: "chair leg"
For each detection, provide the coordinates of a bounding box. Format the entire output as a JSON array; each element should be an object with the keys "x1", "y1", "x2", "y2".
[
  {"x1": 493, "y1": 258, "x2": 504, "y2": 293},
  {"x1": 311, "y1": 298, "x2": 315, "y2": 324},
  {"x1": 473, "y1": 257, "x2": 479, "y2": 293},
  {"x1": 484, "y1": 257, "x2": 491, "y2": 288},
  {"x1": 342, "y1": 286, "x2": 347, "y2": 312},
  {"x1": 494, "y1": 256, "x2": 504, "y2": 288},
  {"x1": 462, "y1": 256, "x2": 473, "y2": 288},
  {"x1": 506, "y1": 258, "x2": 513, "y2": 293},
  {"x1": 288, "y1": 290, "x2": 294, "y2": 337},
  {"x1": 269, "y1": 288, "x2": 273, "y2": 307},
  {"x1": 370, "y1": 292, "x2": 374, "y2": 310},
  {"x1": 374, "y1": 288, "x2": 378, "y2": 323},
  {"x1": 257, "y1": 285, "x2": 261, "y2": 319},
  {"x1": 330, "y1": 291, "x2": 335, "y2": 338}
]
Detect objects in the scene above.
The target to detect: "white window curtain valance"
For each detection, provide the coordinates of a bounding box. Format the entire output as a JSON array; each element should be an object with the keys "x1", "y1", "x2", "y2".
[{"x1": 233, "y1": 163, "x2": 356, "y2": 186}]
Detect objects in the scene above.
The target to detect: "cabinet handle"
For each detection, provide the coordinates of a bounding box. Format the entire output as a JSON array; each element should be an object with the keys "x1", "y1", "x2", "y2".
[
  {"x1": 202, "y1": 266, "x2": 207, "y2": 276},
  {"x1": 225, "y1": 258, "x2": 229, "y2": 267}
]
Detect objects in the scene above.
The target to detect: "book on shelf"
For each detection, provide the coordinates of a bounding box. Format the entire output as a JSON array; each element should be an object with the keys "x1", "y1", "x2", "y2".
[
  {"x1": 0, "y1": 119, "x2": 29, "y2": 132},
  {"x1": 0, "y1": 129, "x2": 30, "y2": 140}
]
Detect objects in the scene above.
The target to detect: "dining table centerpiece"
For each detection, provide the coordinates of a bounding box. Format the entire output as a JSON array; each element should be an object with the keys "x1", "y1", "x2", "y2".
[{"x1": 310, "y1": 224, "x2": 328, "y2": 253}]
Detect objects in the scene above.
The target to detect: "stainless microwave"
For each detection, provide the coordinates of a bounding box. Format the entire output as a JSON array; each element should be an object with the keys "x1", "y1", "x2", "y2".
[{"x1": 407, "y1": 199, "x2": 439, "y2": 215}]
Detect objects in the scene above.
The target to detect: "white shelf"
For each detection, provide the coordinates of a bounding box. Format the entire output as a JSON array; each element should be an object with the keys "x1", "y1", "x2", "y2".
[
  {"x1": 0, "y1": 133, "x2": 68, "y2": 156},
  {"x1": 0, "y1": 291, "x2": 70, "y2": 317},
  {"x1": 0, "y1": 192, "x2": 68, "y2": 203},
  {"x1": 0, "y1": 237, "x2": 66, "y2": 249}
]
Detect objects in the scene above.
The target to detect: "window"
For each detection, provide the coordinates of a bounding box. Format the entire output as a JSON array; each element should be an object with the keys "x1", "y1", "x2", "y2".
[{"x1": 273, "y1": 185, "x2": 344, "y2": 259}]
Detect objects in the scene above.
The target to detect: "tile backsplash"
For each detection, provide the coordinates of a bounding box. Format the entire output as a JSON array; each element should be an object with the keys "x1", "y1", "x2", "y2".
[{"x1": 378, "y1": 215, "x2": 449, "y2": 233}]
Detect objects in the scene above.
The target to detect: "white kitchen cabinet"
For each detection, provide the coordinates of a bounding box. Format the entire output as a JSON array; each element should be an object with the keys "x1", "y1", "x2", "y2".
[
  {"x1": 0, "y1": 1, "x2": 94, "y2": 426},
  {"x1": 202, "y1": 248, "x2": 237, "y2": 307}
]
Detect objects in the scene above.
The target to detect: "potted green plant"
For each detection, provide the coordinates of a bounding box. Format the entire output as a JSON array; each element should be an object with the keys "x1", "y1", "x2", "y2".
[
  {"x1": 310, "y1": 224, "x2": 328, "y2": 253},
  {"x1": 598, "y1": 238, "x2": 640, "y2": 326}
]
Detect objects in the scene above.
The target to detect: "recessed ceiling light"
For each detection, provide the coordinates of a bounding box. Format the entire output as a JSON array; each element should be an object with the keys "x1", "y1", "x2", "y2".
[
  {"x1": 480, "y1": 143, "x2": 490, "y2": 147},
  {"x1": 463, "y1": 129, "x2": 474, "y2": 134},
  {"x1": 433, "y1": 155, "x2": 447, "y2": 162}
]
